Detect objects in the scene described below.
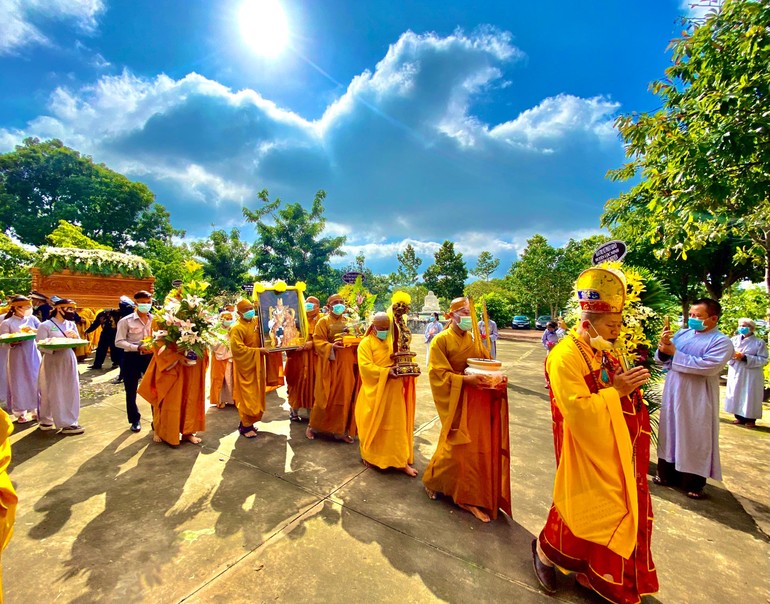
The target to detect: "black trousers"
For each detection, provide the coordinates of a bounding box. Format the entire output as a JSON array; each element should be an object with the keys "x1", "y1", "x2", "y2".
[
  {"x1": 123, "y1": 352, "x2": 151, "y2": 424},
  {"x1": 657, "y1": 458, "x2": 707, "y2": 492},
  {"x1": 92, "y1": 330, "x2": 122, "y2": 368}
]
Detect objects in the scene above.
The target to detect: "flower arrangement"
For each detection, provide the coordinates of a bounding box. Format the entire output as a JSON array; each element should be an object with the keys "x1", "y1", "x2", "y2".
[
  {"x1": 153, "y1": 287, "x2": 218, "y2": 362},
  {"x1": 36, "y1": 247, "x2": 152, "y2": 278},
  {"x1": 339, "y1": 276, "x2": 377, "y2": 336}
]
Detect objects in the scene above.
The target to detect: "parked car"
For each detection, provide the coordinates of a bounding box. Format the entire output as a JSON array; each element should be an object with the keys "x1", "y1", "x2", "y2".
[
  {"x1": 511, "y1": 315, "x2": 531, "y2": 329},
  {"x1": 535, "y1": 315, "x2": 552, "y2": 330}
]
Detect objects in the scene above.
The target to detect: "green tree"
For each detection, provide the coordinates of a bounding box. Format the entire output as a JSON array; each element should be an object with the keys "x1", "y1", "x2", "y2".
[
  {"x1": 470, "y1": 251, "x2": 500, "y2": 281},
  {"x1": 393, "y1": 244, "x2": 422, "y2": 286},
  {"x1": 0, "y1": 233, "x2": 35, "y2": 296},
  {"x1": 506, "y1": 235, "x2": 561, "y2": 318},
  {"x1": 478, "y1": 291, "x2": 516, "y2": 327},
  {"x1": 46, "y1": 220, "x2": 111, "y2": 250},
  {"x1": 191, "y1": 228, "x2": 252, "y2": 297},
  {"x1": 139, "y1": 238, "x2": 189, "y2": 301},
  {"x1": 717, "y1": 284, "x2": 770, "y2": 338},
  {"x1": 243, "y1": 189, "x2": 346, "y2": 293},
  {"x1": 423, "y1": 241, "x2": 468, "y2": 302},
  {"x1": 0, "y1": 138, "x2": 176, "y2": 248},
  {"x1": 604, "y1": 0, "x2": 770, "y2": 296}
]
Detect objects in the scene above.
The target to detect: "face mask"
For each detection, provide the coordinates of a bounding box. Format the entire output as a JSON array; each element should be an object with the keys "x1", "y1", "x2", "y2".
[
  {"x1": 305, "y1": 302, "x2": 316, "y2": 312},
  {"x1": 588, "y1": 321, "x2": 615, "y2": 351},
  {"x1": 457, "y1": 316, "x2": 473, "y2": 331},
  {"x1": 376, "y1": 329, "x2": 389, "y2": 340},
  {"x1": 332, "y1": 304, "x2": 346, "y2": 315},
  {"x1": 63, "y1": 311, "x2": 76, "y2": 321},
  {"x1": 737, "y1": 326, "x2": 751, "y2": 336},
  {"x1": 688, "y1": 317, "x2": 705, "y2": 331},
  {"x1": 242, "y1": 309, "x2": 256, "y2": 320},
  {"x1": 137, "y1": 303, "x2": 152, "y2": 313},
  {"x1": 222, "y1": 320, "x2": 235, "y2": 328},
  {"x1": 18, "y1": 307, "x2": 32, "y2": 318}
]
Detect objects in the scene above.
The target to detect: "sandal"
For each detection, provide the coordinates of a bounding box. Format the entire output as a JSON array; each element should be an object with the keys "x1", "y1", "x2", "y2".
[
  {"x1": 686, "y1": 490, "x2": 707, "y2": 500},
  {"x1": 238, "y1": 423, "x2": 258, "y2": 439},
  {"x1": 289, "y1": 412, "x2": 302, "y2": 423},
  {"x1": 652, "y1": 475, "x2": 670, "y2": 487}
]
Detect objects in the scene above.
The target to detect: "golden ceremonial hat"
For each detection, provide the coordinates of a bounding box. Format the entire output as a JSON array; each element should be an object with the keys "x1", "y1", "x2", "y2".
[{"x1": 575, "y1": 268, "x2": 626, "y2": 313}]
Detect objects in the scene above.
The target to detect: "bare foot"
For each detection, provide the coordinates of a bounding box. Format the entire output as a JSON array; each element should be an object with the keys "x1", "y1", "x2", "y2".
[
  {"x1": 182, "y1": 433, "x2": 202, "y2": 445},
  {"x1": 424, "y1": 486, "x2": 438, "y2": 500},
  {"x1": 305, "y1": 426, "x2": 316, "y2": 440},
  {"x1": 459, "y1": 504, "x2": 491, "y2": 523},
  {"x1": 335, "y1": 433, "x2": 354, "y2": 443},
  {"x1": 362, "y1": 459, "x2": 375, "y2": 469},
  {"x1": 401, "y1": 464, "x2": 418, "y2": 477},
  {"x1": 152, "y1": 432, "x2": 162, "y2": 443},
  {"x1": 240, "y1": 428, "x2": 258, "y2": 439}
]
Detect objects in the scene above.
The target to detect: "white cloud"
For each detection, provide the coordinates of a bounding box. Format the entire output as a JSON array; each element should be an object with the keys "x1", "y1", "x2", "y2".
[
  {"x1": 0, "y1": 0, "x2": 104, "y2": 55},
  {"x1": 679, "y1": 0, "x2": 721, "y2": 21},
  {"x1": 0, "y1": 28, "x2": 624, "y2": 268}
]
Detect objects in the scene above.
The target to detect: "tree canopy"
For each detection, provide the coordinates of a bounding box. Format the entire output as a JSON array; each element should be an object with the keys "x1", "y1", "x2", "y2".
[
  {"x1": 243, "y1": 189, "x2": 346, "y2": 295},
  {"x1": 191, "y1": 228, "x2": 253, "y2": 297},
  {"x1": 604, "y1": 0, "x2": 770, "y2": 291},
  {"x1": 393, "y1": 244, "x2": 422, "y2": 286},
  {"x1": 470, "y1": 251, "x2": 500, "y2": 281},
  {"x1": 423, "y1": 241, "x2": 468, "y2": 303},
  {"x1": 0, "y1": 138, "x2": 176, "y2": 249},
  {"x1": 46, "y1": 220, "x2": 111, "y2": 250}
]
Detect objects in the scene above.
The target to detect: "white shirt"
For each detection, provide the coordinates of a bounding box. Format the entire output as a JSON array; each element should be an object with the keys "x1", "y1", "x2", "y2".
[{"x1": 115, "y1": 312, "x2": 153, "y2": 352}]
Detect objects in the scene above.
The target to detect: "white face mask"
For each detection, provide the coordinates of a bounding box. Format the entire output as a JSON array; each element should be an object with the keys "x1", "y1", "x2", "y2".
[
  {"x1": 587, "y1": 321, "x2": 615, "y2": 351},
  {"x1": 21, "y1": 307, "x2": 33, "y2": 318}
]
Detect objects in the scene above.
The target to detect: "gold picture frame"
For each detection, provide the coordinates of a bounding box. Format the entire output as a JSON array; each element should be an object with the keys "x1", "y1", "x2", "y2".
[{"x1": 253, "y1": 283, "x2": 308, "y2": 352}]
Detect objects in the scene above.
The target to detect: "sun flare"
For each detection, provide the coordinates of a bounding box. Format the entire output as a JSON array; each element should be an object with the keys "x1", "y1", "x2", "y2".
[{"x1": 238, "y1": 0, "x2": 289, "y2": 57}]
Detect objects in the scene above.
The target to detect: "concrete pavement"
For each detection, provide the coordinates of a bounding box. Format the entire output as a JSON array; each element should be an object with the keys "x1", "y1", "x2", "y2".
[{"x1": 4, "y1": 337, "x2": 769, "y2": 603}]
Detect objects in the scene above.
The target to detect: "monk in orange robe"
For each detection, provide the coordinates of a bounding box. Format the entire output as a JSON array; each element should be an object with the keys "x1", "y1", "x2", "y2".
[
  {"x1": 137, "y1": 333, "x2": 208, "y2": 446},
  {"x1": 229, "y1": 299, "x2": 269, "y2": 439},
  {"x1": 210, "y1": 308, "x2": 235, "y2": 408},
  {"x1": 533, "y1": 268, "x2": 658, "y2": 603},
  {"x1": 306, "y1": 293, "x2": 359, "y2": 443},
  {"x1": 422, "y1": 297, "x2": 511, "y2": 523},
  {"x1": 355, "y1": 312, "x2": 417, "y2": 476},
  {"x1": 0, "y1": 410, "x2": 18, "y2": 603},
  {"x1": 284, "y1": 296, "x2": 320, "y2": 422}
]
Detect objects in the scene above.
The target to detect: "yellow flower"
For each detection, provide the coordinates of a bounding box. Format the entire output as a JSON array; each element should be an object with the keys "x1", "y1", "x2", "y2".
[
  {"x1": 184, "y1": 260, "x2": 202, "y2": 273},
  {"x1": 295, "y1": 281, "x2": 307, "y2": 292},
  {"x1": 273, "y1": 280, "x2": 287, "y2": 293},
  {"x1": 391, "y1": 291, "x2": 411, "y2": 305},
  {"x1": 253, "y1": 283, "x2": 266, "y2": 293}
]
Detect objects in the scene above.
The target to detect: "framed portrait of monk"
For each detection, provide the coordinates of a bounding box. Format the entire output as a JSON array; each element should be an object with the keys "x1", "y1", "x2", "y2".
[{"x1": 253, "y1": 282, "x2": 308, "y2": 351}]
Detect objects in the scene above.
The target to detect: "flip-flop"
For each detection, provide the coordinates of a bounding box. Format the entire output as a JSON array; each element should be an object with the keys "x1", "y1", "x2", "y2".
[
  {"x1": 652, "y1": 476, "x2": 670, "y2": 487},
  {"x1": 686, "y1": 490, "x2": 707, "y2": 500}
]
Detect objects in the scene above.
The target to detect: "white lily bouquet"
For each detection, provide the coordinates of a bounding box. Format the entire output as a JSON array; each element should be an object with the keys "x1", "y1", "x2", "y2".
[{"x1": 152, "y1": 286, "x2": 218, "y2": 364}]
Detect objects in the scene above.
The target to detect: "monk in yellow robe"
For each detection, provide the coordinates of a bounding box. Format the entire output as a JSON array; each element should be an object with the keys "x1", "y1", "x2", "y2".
[
  {"x1": 355, "y1": 312, "x2": 417, "y2": 475},
  {"x1": 533, "y1": 268, "x2": 658, "y2": 603},
  {"x1": 137, "y1": 328, "x2": 208, "y2": 446},
  {"x1": 210, "y1": 308, "x2": 235, "y2": 408},
  {"x1": 422, "y1": 297, "x2": 511, "y2": 523},
  {"x1": 285, "y1": 296, "x2": 320, "y2": 422},
  {"x1": 0, "y1": 410, "x2": 18, "y2": 603},
  {"x1": 229, "y1": 299, "x2": 269, "y2": 438},
  {"x1": 74, "y1": 307, "x2": 94, "y2": 361},
  {"x1": 306, "y1": 293, "x2": 359, "y2": 443}
]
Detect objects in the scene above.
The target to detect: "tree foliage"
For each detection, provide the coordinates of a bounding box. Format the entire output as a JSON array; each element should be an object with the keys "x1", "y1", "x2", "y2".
[
  {"x1": 139, "y1": 238, "x2": 189, "y2": 301},
  {"x1": 0, "y1": 233, "x2": 35, "y2": 297},
  {"x1": 423, "y1": 241, "x2": 468, "y2": 303},
  {"x1": 604, "y1": 0, "x2": 770, "y2": 292},
  {"x1": 470, "y1": 251, "x2": 500, "y2": 281},
  {"x1": 393, "y1": 244, "x2": 422, "y2": 286},
  {"x1": 0, "y1": 138, "x2": 177, "y2": 248},
  {"x1": 191, "y1": 228, "x2": 253, "y2": 298},
  {"x1": 46, "y1": 220, "x2": 111, "y2": 250},
  {"x1": 243, "y1": 189, "x2": 346, "y2": 294}
]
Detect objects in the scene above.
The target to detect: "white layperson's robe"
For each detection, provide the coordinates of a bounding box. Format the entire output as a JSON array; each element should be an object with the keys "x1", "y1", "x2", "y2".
[
  {"x1": 0, "y1": 315, "x2": 41, "y2": 413},
  {"x1": 36, "y1": 319, "x2": 81, "y2": 428},
  {"x1": 656, "y1": 328, "x2": 733, "y2": 479},
  {"x1": 725, "y1": 334, "x2": 768, "y2": 420}
]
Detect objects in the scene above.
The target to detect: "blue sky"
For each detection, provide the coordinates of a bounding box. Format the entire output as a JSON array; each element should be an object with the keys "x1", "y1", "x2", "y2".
[{"x1": 0, "y1": 1, "x2": 704, "y2": 277}]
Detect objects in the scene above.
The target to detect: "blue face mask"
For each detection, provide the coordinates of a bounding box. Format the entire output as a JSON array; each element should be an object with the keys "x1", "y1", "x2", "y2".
[
  {"x1": 137, "y1": 303, "x2": 152, "y2": 313},
  {"x1": 222, "y1": 320, "x2": 234, "y2": 328},
  {"x1": 376, "y1": 329, "x2": 388, "y2": 340},
  {"x1": 688, "y1": 317, "x2": 705, "y2": 331},
  {"x1": 332, "y1": 304, "x2": 346, "y2": 315},
  {"x1": 242, "y1": 309, "x2": 256, "y2": 320},
  {"x1": 458, "y1": 316, "x2": 473, "y2": 331},
  {"x1": 305, "y1": 302, "x2": 316, "y2": 311},
  {"x1": 737, "y1": 326, "x2": 751, "y2": 336}
]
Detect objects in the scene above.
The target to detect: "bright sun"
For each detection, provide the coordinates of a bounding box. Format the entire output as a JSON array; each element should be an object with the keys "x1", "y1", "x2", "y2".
[{"x1": 238, "y1": 0, "x2": 289, "y2": 57}]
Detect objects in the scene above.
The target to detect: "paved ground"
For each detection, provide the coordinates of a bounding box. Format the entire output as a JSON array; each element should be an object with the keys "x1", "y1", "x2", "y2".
[{"x1": 4, "y1": 336, "x2": 769, "y2": 603}]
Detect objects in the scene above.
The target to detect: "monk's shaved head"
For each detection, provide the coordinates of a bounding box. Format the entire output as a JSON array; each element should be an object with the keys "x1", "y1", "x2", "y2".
[{"x1": 372, "y1": 312, "x2": 390, "y2": 330}]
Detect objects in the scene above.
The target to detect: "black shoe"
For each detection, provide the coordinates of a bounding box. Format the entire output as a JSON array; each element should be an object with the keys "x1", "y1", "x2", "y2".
[
  {"x1": 531, "y1": 539, "x2": 557, "y2": 593},
  {"x1": 130, "y1": 422, "x2": 141, "y2": 433},
  {"x1": 88, "y1": 365, "x2": 102, "y2": 370},
  {"x1": 110, "y1": 377, "x2": 123, "y2": 384}
]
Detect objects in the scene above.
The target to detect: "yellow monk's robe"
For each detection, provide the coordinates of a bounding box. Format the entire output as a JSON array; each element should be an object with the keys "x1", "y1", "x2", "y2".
[
  {"x1": 422, "y1": 327, "x2": 511, "y2": 519},
  {"x1": 229, "y1": 317, "x2": 266, "y2": 426},
  {"x1": 0, "y1": 411, "x2": 18, "y2": 604},
  {"x1": 265, "y1": 350, "x2": 284, "y2": 393},
  {"x1": 75, "y1": 308, "x2": 95, "y2": 359},
  {"x1": 284, "y1": 314, "x2": 319, "y2": 411},
  {"x1": 308, "y1": 314, "x2": 359, "y2": 437},
  {"x1": 137, "y1": 341, "x2": 208, "y2": 446},
  {"x1": 209, "y1": 341, "x2": 233, "y2": 407},
  {"x1": 355, "y1": 333, "x2": 416, "y2": 469}
]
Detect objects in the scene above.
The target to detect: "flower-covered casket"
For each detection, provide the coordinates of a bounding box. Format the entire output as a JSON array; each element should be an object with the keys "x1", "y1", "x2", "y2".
[{"x1": 30, "y1": 247, "x2": 155, "y2": 309}]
